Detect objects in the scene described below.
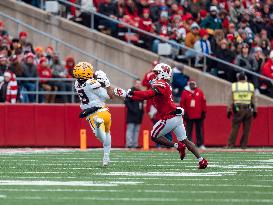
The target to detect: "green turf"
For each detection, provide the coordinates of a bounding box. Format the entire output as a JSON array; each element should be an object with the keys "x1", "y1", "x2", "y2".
[{"x1": 0, "y1": 149, "x2": 272, "y2": 205}]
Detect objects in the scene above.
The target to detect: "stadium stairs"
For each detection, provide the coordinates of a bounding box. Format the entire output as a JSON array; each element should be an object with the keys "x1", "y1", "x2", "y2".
[{"x1": 1, "y1": 0, "x2": 273, "y2": 105}]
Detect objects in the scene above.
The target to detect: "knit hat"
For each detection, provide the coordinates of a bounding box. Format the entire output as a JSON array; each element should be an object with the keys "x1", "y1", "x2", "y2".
[
  {"x1": 199, "y1": 29, "x2": 208, "y2": 38},
  {"x1": 210, "y1": 6, "x2": 218, "y2": 12},
  {"x1": 19, "y1": 31, "x2": 28, "y2": 38},
  {"x1": 226, "y1": 34, "x2": 235, "y2": 42},
  {"x1": 190, "y1": 22, "x2": 200, "y2": 30},
  {"x1": 254, "y1": 47, "x2": 262, "y2": 52},
  {"x1": 39, "y1": 57, "x2": 48, "y2": 64},
  {"x1": 143, "y1": 8, "x2": 150, "y2": 14},
  {"x1": 25, "y1": 52, "x2": 35, "y2": 60},
  {"x1": 200, "y1": 10, "x2": 207, "y2": 18},
  {"x1": 4, "y1": 72, "x2": 11, "y2": 78}
]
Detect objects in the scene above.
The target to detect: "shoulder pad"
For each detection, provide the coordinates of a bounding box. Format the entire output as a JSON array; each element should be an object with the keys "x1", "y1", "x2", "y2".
[
  {"x1": 152, "y1": 80, "x2": 167, "y2": 95},
  {"x1": 86, "y1": 79, "x2": 101, "y2": 89}
]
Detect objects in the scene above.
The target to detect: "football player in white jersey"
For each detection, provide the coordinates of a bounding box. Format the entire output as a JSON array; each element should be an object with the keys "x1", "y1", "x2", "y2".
[{"x1": 73, "y1": 62, "x2": 114, "y2": 166}]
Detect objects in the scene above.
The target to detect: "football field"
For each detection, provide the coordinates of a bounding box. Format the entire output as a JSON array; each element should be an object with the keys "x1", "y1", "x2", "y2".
[{"x1": 0, "y1": 148, "x2": 272, "y2": 205}]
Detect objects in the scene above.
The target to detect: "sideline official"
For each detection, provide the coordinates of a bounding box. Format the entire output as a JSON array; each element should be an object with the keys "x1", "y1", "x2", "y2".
[{"x1": 227, "y1": 72, "x2": 257, "y2": 149}]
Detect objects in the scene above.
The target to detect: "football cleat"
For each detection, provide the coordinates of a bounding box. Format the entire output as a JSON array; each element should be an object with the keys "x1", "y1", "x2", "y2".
[
  {"x1": 199, "y1": 158, "x2": 208, "y2": 169},
  {"x1": 102, "y1": 154, "x2": 110, "y2": 167},
  {"x1": 93, "y1": 117, "x2": 104, "y2": 128},
  {"x1": 177, "y1": 141, "x2": 186, "y2": 160}
]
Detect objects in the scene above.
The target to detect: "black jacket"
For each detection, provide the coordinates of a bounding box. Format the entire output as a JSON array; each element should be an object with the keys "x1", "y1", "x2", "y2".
[{"x1": 125, "y1": 87, "x2": 144, "y2": 124}]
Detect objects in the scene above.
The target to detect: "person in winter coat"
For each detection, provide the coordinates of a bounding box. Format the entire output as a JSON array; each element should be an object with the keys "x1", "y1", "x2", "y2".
[
  {"x1": 200, "y1": 6, "x2": 222, "y2": 30},
  {"x1": 125, "y1": 79, "x2": 144, "y2": 148},
  {"x1": 180, "y1": 81, "x2": 207, "y2": 149},
  {"x1": 37, "y1": 57, "x2": 57, "y2": 103},
  {"x1": 171, "y1": 65, "x2": 189, "y2": 102},
  {"x1": 261, "y1": 50, "x2": 273, "y2": 97},
  {"x1": 0, "y1": 71, "x2": 18, "y2": 103}
]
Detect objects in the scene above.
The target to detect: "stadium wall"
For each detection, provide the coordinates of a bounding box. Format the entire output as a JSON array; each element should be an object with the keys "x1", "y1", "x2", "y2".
[
  {"x1": 1, "y1": 0, "x2": 273, "y2": 105},
  {"x1": 0, "y1": 104, "x2": 272, "y2": 147}
]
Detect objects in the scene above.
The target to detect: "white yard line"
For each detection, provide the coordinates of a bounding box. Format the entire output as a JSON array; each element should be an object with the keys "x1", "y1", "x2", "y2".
[
  {"x1": 151, "y1": 183, "x2": 273, "y2": 188},
  {"x1": 5, "y1": 196, "x2": 273, "y2": 203},
  {"x1": 96, "y1": 171, "x2": 237, "y2": 177},
  {"x1": 0, "y1": 195, "x2": 7, "y2": 198}
]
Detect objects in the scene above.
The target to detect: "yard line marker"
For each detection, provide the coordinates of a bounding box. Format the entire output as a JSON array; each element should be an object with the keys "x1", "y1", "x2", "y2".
[
  {"x1": 96, "y1": 171, "x2": 237, "y2": 177},
  {"x1": 0, "y1": 180, "x2": 142, "y2": 186}
]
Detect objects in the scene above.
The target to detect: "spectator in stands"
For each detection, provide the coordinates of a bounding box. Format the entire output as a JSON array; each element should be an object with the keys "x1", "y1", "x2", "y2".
[
  {"x1": 194, "y1": 29, "x2": 212, "y2": 68},
  {"x1": 253, "y1": 47, "x2": 265, "y2": 74},
  {"x1": 38, "y1": 57, "x2": 57, "y2": 103},
  {"x1": 98, "y1": 0, "x2": 117, "y2": 35},
  {"x1": 152, "y1": 11, "x2": 172, "y2": 54},
  {"x1": 150, "y1": 0, "x2": 162, "y2": 22},
  {"x1": 0, "y1": 55, "x2": 8, "y2": 76},
  {"x1": 171, "y1": 65, "x2": 189, "y2": 103},
  {"x1": 34, "y1": 47, "x2": 44, "y2": 65},
  {"x1": 45, "y1": 46, "x2": 54, "y2": 66},
  {"x1": 184, "y1": 22, "x2": 200, "y2": 58},
  {"x1": 235, "y1": 43, "x2": 258, "y2": 88},
  {"x1": 125, "y1": 79, "x2": 144, "y2": 148},
  {"x1": 9, "y1": 55, "x2": 24, "y2": 79},
  {"x1": 251, "y1": 12, "x2": 266, "y2": 34},
  {"x1": 0, "y1": 71, "x2": 18, "y2": 103},
  {"x1": 22, "y1": 52, "x2": 37, "y2": 103},
  {"x1": 201, "y1": 6, "x2": 222, "y2": 30},
  {"x1": 19, "y1": 31, "x2": 28, "y2": 47},
  {"x1": 78, "y1": 0, "x2": 96, "y2": 28},
  {"x1": 0, "y1": 21, "x2": 8, "y2": 37},
  {"x1": 51, "y1": 55, "x2": 72, "y2": 103},
  {"x1": 215, "y1": 38, "x2": 236, "y2": 82},
  {"x1": 229, "y1": 0, "x2": 244, "y2": 24},
  {"x1": 65, "y1": 56, "x2": 75, "y2": 78},
  {"x1": 261, "y1": 51, "x2": 273, "y2": 97},
  {"x1": 9, "y1": 38, "x2": 22, "y2": 56},
  {"x1": 180, "y1": 80, "x2": 207, "y2": 149},
  {"x1": 138, "y1": 8, "x2": 154, "y2": 49}
]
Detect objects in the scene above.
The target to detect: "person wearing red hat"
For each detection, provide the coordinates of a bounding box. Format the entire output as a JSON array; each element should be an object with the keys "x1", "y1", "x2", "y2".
[
  {"x1": 37, "y1": 57, "x2": 57, "y2": 103},
  {"x1": 193, "y1": 28, "x2": 212, "y2": 68},
  {"x1": 0, "y1": 21, "x2": 8, "y2": 37},
  {"x1": 65, "y1": 56, "x2": 75, "y2": 78},
  {"x1": 19, "y1": 31, "x2": 28, "y2": 46},
  {"x1": 180, "y1": 80, "x2": 207, "y2": 149},
  {"x1": 138, "y1": 8, "x2": 154, "y2": 49}
]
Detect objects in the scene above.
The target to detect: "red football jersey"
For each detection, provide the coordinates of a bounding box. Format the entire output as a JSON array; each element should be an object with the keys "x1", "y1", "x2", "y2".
[{"x1": 151, "y1": 80, "x2": 177, "y2": 120}]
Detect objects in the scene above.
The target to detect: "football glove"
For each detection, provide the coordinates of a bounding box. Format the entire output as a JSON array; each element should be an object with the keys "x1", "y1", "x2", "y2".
[
  {"x1": 95, "y1": 70, "x2": 110, "y2": 87},
  {"x1": 114, "y1": 88, "x2": 127, "y2": 98}
]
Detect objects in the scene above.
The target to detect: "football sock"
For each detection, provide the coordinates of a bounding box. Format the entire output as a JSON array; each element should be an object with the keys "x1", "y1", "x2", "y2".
[
  {"x1": 95, "y1": 127, "x2": 106, "y2": 143},
  {"x1": 174, "y1": 143, "x2": 178, "y2": 148},
  {"x1": 104, "y1": 132, "x2": 111, "y2": 155},
  {"x1": 198, "y1": 157, "x2": 204, "y2": 162}
]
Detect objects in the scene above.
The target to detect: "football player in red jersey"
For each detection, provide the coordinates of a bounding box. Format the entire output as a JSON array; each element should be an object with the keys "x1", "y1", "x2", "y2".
[{"x1": 114, "y1": 63, "x2": 208, "y2": 169}]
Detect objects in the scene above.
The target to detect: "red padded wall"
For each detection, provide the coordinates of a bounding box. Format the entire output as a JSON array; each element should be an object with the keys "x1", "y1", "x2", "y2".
[{"x1": 0, "y1": 104, "x2": 272, "y2": 147}]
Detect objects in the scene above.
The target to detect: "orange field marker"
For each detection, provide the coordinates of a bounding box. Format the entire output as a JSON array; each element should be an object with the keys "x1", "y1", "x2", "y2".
[
  {"x1": 143, "y1": 130, "x2": 149, "y2": 151},
  {"x1": 80, "y1": 129, "x2": 87, "y2": 150}
]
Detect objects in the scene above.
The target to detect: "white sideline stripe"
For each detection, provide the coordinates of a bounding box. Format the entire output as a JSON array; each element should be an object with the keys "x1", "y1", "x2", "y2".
[
  {"x1": 0, "y1": 195, "x2": 7, "y2": 198},
  {"x1": 151, "y1": 183, "x2": 273, "y2": 188},
  {"x1": 0, "y1": 188, "x2": 272, "y2": 195},
  {"x1": 96, "y1": 171, "x2": 237, "y2": 177},
  {"x1": 208, "y1": 164, "x2": 273, "y2": 169},
  {"x1": 6, "y1": 196, "x2": 273, "y2": 203},
  {"x1": 0, "y1": 180, "x2": 142, "y2": 186}
]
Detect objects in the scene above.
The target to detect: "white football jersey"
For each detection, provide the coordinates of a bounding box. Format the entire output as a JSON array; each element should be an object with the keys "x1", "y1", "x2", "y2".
[{"x1": 74, "y1": 79, "x2": 110, "y2": 110}]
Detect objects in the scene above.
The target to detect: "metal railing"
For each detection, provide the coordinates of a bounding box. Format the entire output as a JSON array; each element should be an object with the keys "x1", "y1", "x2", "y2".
[
  {"x1": 17, "y1": 77, "x2": 76, "y2": 103},
  {"x1": 0, "y1": 11, "x2": 138, "y2": 80},
  {"x1": 38, "y1": 0, "x2": 273, "y2": 83}
]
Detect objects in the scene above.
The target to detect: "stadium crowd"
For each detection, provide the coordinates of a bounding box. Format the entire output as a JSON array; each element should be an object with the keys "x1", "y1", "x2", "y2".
[
  {"x1": 23, "y1": 0, "x2": 273, "y2": 97},
  {"x1": 0, "y1": 22, "x2": 76, "y2": 103}
]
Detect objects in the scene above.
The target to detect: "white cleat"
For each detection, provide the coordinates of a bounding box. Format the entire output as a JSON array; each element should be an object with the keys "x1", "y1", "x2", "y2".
[
  {"x1": 94, "y1": 117, "x2": 104, "y2": 128},
  {"x1": 102, "y1": 154, "x2": 110, "y2": 167}
]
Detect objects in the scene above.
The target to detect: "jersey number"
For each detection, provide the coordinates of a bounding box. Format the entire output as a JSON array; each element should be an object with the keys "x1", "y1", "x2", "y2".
[{"x1": 78, "y1": 89, "x2": 89, "y2": 105}]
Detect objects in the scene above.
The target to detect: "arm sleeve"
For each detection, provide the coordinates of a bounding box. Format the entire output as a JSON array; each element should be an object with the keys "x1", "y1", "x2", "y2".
[
  {"x1": 131, "y1": 90, "x2": 156, "y2": 101},
  {"x1": 180, "y1": 91, "x2": 186, "y2": 110},
  {"x1": 201, "y1": 91, "x2": 207, "y2": 112}
]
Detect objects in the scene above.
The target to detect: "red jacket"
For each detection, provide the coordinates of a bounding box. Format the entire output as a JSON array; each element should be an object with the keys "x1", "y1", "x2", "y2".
[
  {"x1": 180, "y1": 86, "x2": 207, "y2": 119},
  {"x1": 261, "y1": 59, "x2": 273, "y2": 79},
  {"x1": 139, "y1": 18, "x2": 154, "y2": 33},
  {"x1": 38, "y1": 65, "x2": 52, "y2": 83}
]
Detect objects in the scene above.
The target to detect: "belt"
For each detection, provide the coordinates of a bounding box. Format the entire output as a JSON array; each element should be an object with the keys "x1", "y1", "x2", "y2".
[
  {"x1": 235, "y1": 104, "x2": 251, "y2": 109},
  {"x1": 79, "y1": 107, "x2": 102, "y2": 118}
]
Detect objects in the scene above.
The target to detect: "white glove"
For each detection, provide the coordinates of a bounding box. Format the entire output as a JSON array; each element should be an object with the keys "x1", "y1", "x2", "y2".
[
  {"x1": 95, "y1": 70, "x2": 110, "y2": 87},
  {"x1": 148, "y1": 105, "x2": 157, "y2": 119},
  {"x1": 114, "y1": 88, "x2": 127, "y2": 98}
]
